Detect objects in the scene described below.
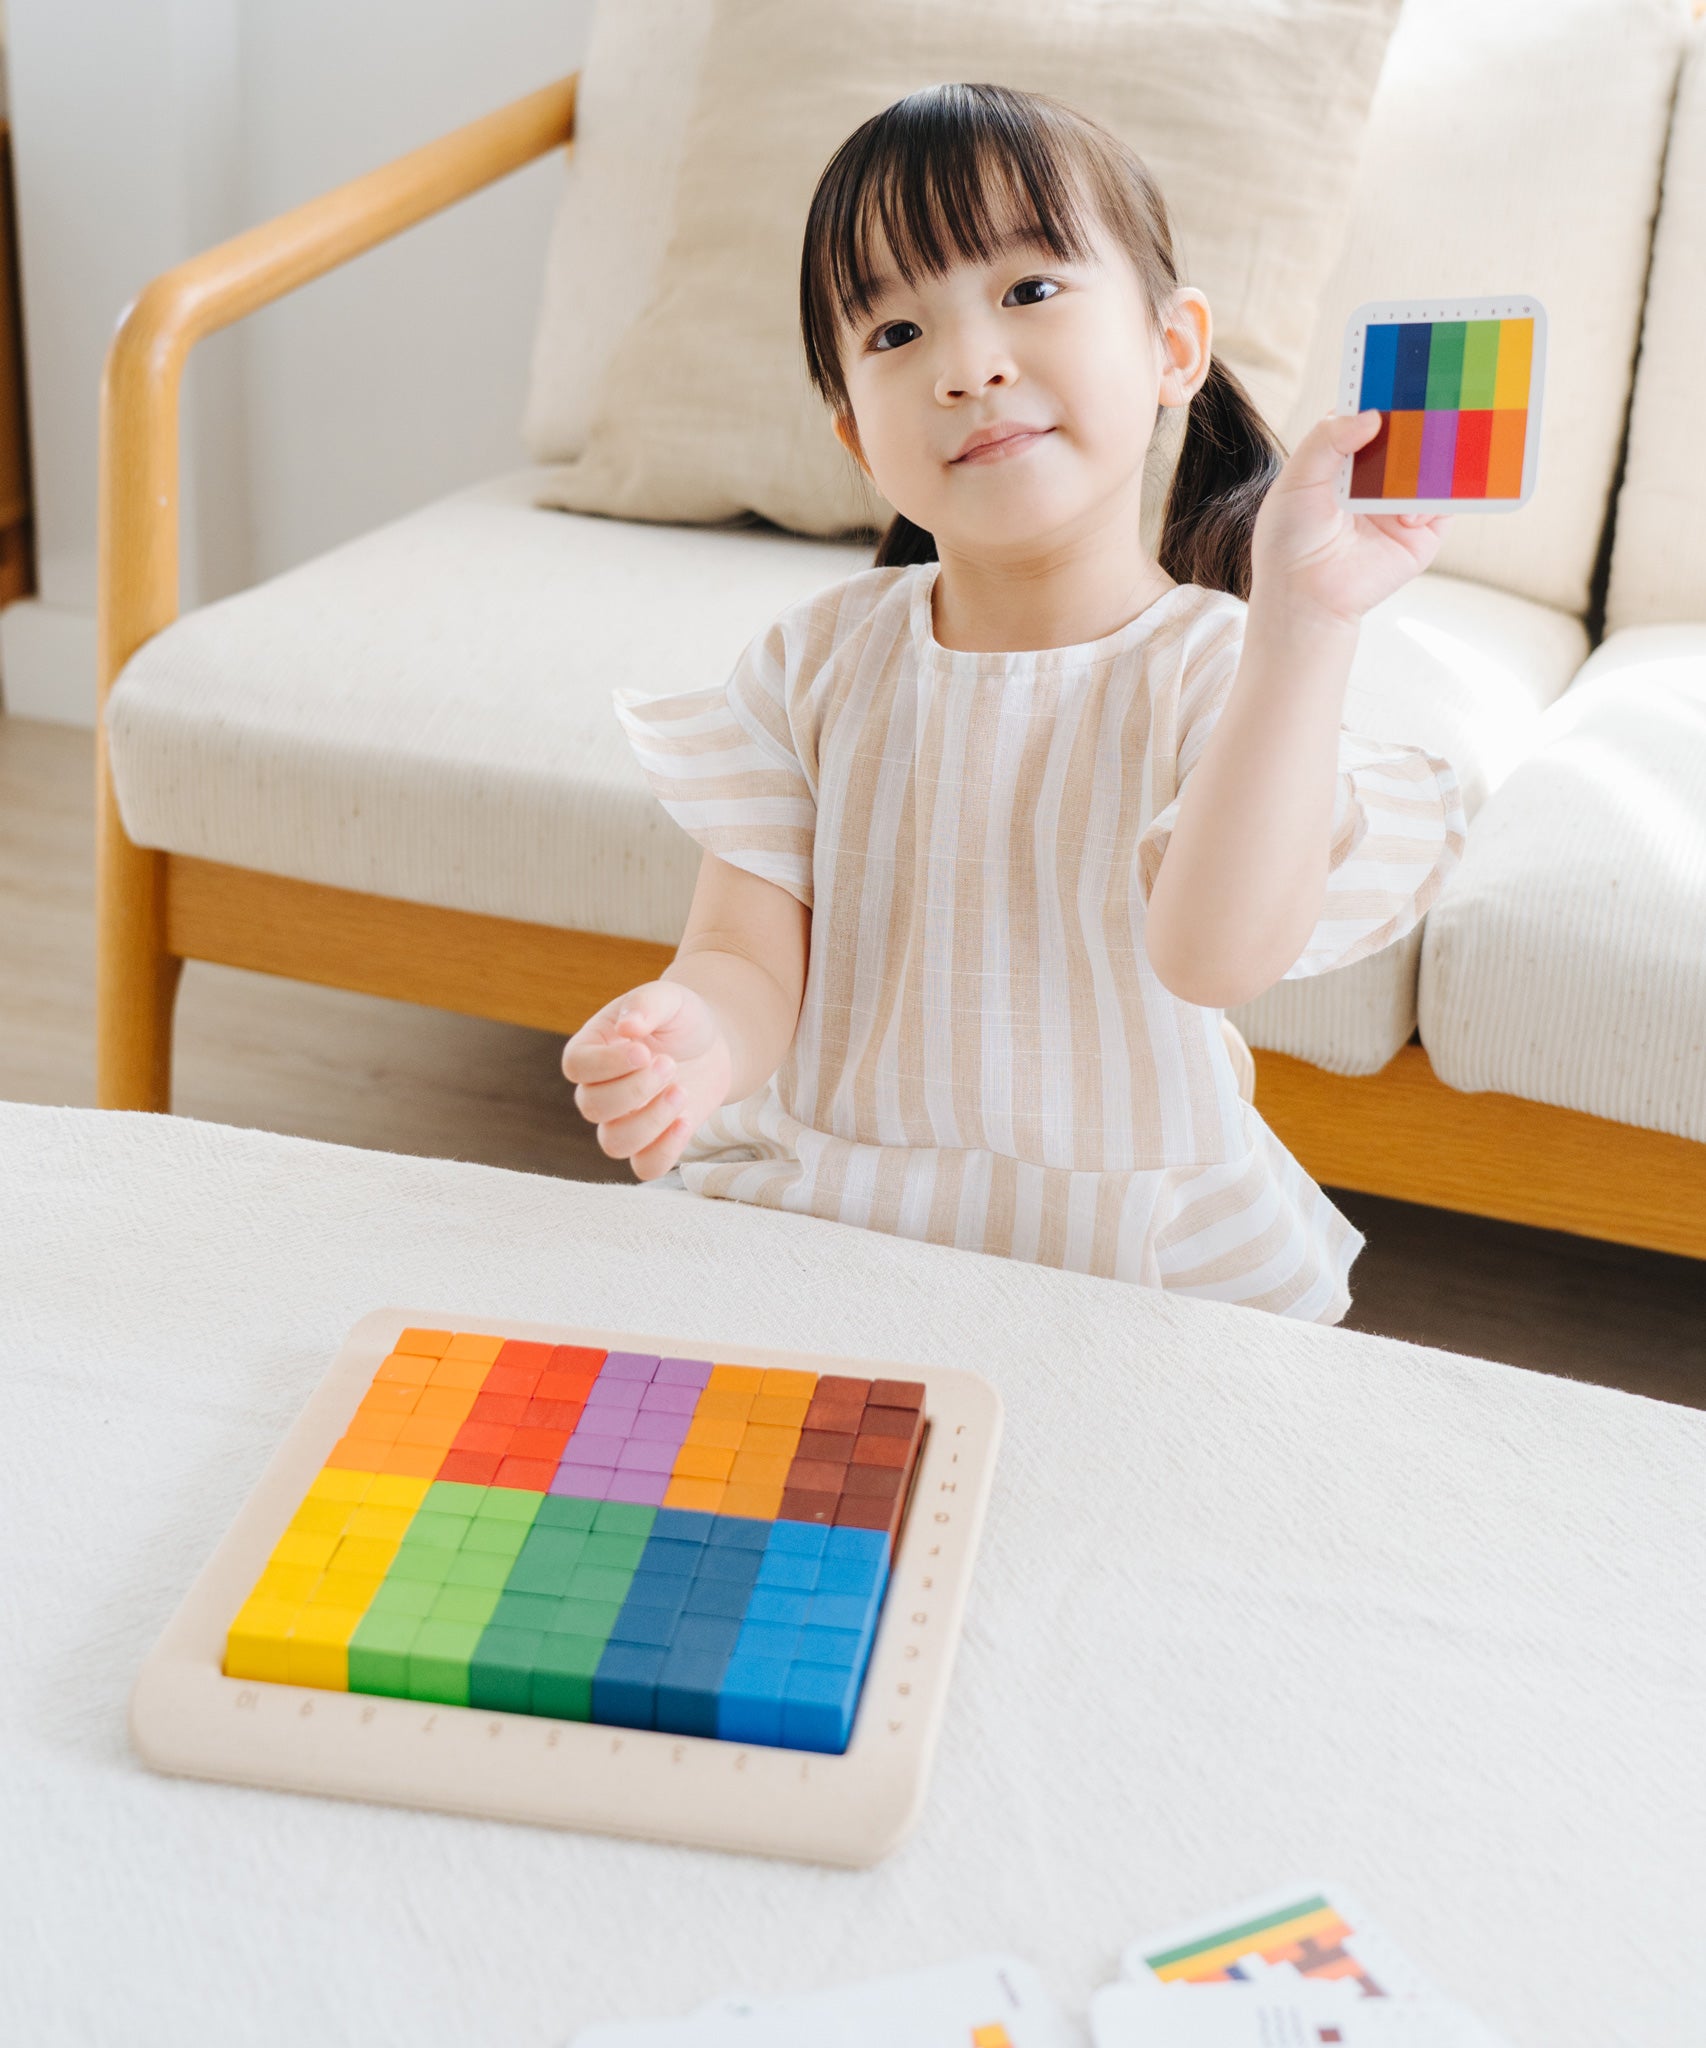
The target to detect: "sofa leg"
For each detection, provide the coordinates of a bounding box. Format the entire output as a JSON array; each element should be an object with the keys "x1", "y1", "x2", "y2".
[{"x1": 96, "y1": 764, "x2": 181, "y2": 1112}]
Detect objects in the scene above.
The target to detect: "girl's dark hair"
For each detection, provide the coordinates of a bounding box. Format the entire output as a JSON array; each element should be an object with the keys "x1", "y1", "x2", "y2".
[{"x1": 798, "y1": 82, "x2": 1284, "y2": 599}]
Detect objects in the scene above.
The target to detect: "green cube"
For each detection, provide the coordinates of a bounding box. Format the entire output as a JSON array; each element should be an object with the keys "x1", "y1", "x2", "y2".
[
  {"x1": 444, "y1": 1547, "x2": 514, "y2": 1590},
  {"x1": 429, "y1": 1583, "x2": 503, "y2": 1627},
  {"x1": 424, "y1": 1481, "x2": 489, "y2": 1517},
  {"x1": 369, "y1": 1576, "x2": 439, "y2": 1619},
  {"x1": 469, "y1": 1625, "x2": 545, "y2": 1713},
  {"x1": 348, "y1": 1610, "x2": 421, "y2": 1695},
  {"x1": 566, "y1": 1562, "x2": 634, "y2": 1604},
  {"x1": 592, "y1": 1501, "x2": 656, "y2": 1539},
  {"x1": 552, "y1": 1595, "x2": 622, "y2": 1639},
  {"x1": 581, "y1": 1531, "x2": 647, "y2": 1572},
  {"x1": 463, "y1": 1517, "x2": 530, "y2": 1559},
  {"x1": 405, "y1": 1511, "x2": 470, "y2": 1551},
  {"x1": 390, "y1": 1544, "x2": 455, "y2": 1586},
  {"x1": 535, "y1": 1495, "x2": 600, "y2": 1534},
  {"x1": 477, "y1": 1488, "x2": 544, "y2": 1526},
  {"x1": 492, "y1": 1589, "x2": 567, "y2": 1633},
  {"x1": 531, "y1": 1633, "x2": 603, "y2": 1720},
  {"x1": 407, "y1": 1619, "x2": 484, "y2": 1704}
]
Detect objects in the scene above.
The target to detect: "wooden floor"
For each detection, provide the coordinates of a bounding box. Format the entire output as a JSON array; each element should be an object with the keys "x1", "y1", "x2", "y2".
[{"x1": 5, "y1": 714, "x2": 1701, "y2": 1408}]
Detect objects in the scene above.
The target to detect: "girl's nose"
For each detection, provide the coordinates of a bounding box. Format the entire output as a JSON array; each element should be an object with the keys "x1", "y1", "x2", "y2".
[{"x1": 937, "y1": 357, "x2": 1017, "y2": 405}]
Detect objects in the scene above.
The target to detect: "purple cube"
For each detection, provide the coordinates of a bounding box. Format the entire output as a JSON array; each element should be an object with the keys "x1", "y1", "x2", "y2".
[
  {"x1": 585, "y1": 1380, "x2": 644, "y2": 1412},
  {"x1": 640, "y1": 1382, "x2": 700, "y2": 1415},
  {"x1": 653, "y1": 1356, "x2": 714, "y2": 1390},
  {"x1": 566, "y1": 1430, "x2": 627, "y2": 1466},
  {"x1": 616, "y1": 1438, "x2": 679, "y2": 1475},
  {"x1": 604, "y1": 1469, "x2": 669, "y2": 1506},
  {"x1": 630, "y1": 1409, "x2": 691, "y2": 1445},
  {"x1": 550, "y1": 1465, "x2": 611, "y2": 1501},
  {"x1": 599, "y1": 1352, "x2": 659, "y2": 1383}
]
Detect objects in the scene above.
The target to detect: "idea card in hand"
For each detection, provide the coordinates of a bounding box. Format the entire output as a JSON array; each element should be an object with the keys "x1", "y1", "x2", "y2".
[
  {"x1": 571, "y1": 1953, "x2": 1074, "y2": 2048},
  {"x1": 1336, "y1": 296, "x2": 1547, "y2": 515}
]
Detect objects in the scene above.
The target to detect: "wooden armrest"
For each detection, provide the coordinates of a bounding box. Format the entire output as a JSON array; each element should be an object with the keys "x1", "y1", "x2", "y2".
[{"x1": 97, "y1": 73, "x2": 577, "y2": 702}]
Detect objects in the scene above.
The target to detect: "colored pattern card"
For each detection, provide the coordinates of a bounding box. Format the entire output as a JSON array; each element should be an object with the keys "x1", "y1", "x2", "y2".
[
  {"x1": 1336, "y1": 296, "x2": 1546, "y2": 514},
  {"x1": 1122, "y1": 1883, "x2": 1435, "y2": 1998}
]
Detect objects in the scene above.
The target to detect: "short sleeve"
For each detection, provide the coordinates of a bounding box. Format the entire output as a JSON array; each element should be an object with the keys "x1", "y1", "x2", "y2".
[
  {"x1": 1135, "y1": 618, "x2": 1468, "y2": 980},
  {"x1": 612, "y1": 615, "x2": 817, "y2": 910},
  {"x1": 1279, "y1": 732, "x2": 1467, "y2": 978}
]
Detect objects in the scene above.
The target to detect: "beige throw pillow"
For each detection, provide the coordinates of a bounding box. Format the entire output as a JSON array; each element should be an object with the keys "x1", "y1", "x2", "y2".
[{"x1": 533, "y1": 0, "x2": 1403, "y2": 540}]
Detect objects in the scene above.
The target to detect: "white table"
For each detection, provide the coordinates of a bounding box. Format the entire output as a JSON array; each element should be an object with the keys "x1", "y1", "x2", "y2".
[{"x1": 3, "y1": 1103, "x2": 1702, "y2": 2047}]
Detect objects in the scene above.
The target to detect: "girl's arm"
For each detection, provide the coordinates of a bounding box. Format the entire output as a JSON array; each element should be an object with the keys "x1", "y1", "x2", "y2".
[{"x1": 1144, "y1": 409, "x2": 1452, "y2": 1010}]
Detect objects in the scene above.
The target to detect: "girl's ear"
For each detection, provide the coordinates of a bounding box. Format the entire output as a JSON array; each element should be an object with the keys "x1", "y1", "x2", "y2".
[
  {"x1": 1157, "y1": 288, "x2": 1213, "y2": 408},
  {"x1": 833, "y1": 411, "x2": 872, "y2": 477}
]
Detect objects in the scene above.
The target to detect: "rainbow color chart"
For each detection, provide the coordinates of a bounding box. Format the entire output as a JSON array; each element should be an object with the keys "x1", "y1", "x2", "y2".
[
  {"x1": 222, "y1": 1327, "x2": 927, "y2": 1755},
  {"x1": 1143, "y1": 1893, "x2": 1389, "y2": 1994},
  {"x1": 1338, "y1": 296, "x2": 1546, "y2": 511}
]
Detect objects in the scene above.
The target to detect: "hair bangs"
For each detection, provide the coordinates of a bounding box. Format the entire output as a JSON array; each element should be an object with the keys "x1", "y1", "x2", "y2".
[{"x1": 801, "y1": 84, "x2": 1104, "y2": 412}]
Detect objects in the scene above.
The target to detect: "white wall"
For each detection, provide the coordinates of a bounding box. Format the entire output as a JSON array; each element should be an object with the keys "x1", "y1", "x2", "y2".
[{"x1": 2, "y1": 0, "x2": 591, "y2": 723}]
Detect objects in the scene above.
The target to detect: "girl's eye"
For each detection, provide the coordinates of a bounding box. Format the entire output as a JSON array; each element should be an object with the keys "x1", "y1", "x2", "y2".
[
  {"x1": 1005, "y1": 277, "x2": 1061, "y2": 307},
  {"x1": 871, "y1": 321, "x2": 920, "y2": 353}
]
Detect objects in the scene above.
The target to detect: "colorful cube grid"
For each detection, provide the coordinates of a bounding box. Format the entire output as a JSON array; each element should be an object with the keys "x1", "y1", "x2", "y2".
[
  {"x1": 223, "y1": 1330, "x2": 927, "y2": 1754},
  {"x1": 1351, "y1": 316, "x2": 1533, "y2": 501}
]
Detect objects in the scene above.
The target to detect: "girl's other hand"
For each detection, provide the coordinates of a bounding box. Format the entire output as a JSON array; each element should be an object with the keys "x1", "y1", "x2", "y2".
[
  {"x1": 1249, "y1": 409, "x2": 1455, "y2": 628},
  {"x1": 561, "y1": 979, "x2": 732, "y2": 1181}
]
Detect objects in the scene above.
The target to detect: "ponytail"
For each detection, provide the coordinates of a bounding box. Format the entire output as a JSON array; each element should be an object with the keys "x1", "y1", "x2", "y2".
[
  {"x1": 873, "y1": 509, "x2": 937, "y2": 567},
  {"x1": 1156, "y1": 356, "x2": 1285, "y2": 601}
]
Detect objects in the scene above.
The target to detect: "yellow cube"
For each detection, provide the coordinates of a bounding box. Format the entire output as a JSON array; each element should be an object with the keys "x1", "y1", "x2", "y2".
[
  {"x1": 307, "y1": 1468, "x2": 370, "y2": 1505},
  {"x1": 331, "y1": 1535, "x2": 400, "y2": 1578},
  {"x1": 255, "y1": 1562, "x2": 323, "y2": 1604},
  {"x1": 345, "y1": 1503, "x2": 413, "y2": 1542},
  {"x1": 365, "y1": 1474, "x2": 431, "y2": 1511},
  {"x1": 707, "y1": 1364, "x2": 765, "y2": 1393},
  {"x1": 287, "y1": 1498, "x2": 351, "y2": 1539},
  {"x1": 286, "y1": 1606, "x2": 363, "y2": 1690},
  {"x1": 225, "y1": 1597, "x2": 300, "y2": 1683},
  {"x1": 270, "y1": 1529, "x2": 340, "y2": 1571}
]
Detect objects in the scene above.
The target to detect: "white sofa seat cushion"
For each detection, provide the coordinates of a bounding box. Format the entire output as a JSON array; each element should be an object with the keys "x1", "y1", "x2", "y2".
[
  {"x1": 1230, "y1": 574, "x2": 1588, "y2": 1076},
  {"x1": 105, "y1": 472, "x2": 870, "y2": 942},
  {"x1": 1417, "y1": 627, "x2": 1706, "y2": 1143}
]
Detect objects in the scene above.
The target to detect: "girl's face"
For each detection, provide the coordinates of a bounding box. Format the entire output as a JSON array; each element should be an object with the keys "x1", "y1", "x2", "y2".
[{"x1": 833, "y1": 207, "x2": 1211, "y2": 559}]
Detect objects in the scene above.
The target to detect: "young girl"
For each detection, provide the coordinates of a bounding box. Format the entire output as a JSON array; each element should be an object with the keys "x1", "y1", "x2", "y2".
[{"x1": 561, "y1": 83, "x2": 1465, "y2": 1324}]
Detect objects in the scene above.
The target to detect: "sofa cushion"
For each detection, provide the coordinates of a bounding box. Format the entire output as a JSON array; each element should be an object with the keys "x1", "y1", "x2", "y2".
[
  {"x1": 107, "y1": 472, "x2": 1585, "y2": 1086},
  {"x1": 528, "y1": 0, "x2": 1403, "y2": 539},
  {"x1": 1417, "y1": 627, "x2": 1706, "y2": 1143},
  {"x1": 1606, "y1": 17, "x2": 1706, "y2": 635},
  {"x1": 1279, "y1": 0, "x2": 1685, "y2": 621},
  {"x1": 1229, "y1": 574, "x2": 1588, "y2": 1075},
  {"x1": 105, "y1": 472, "x2": 869, "y2": 942}
]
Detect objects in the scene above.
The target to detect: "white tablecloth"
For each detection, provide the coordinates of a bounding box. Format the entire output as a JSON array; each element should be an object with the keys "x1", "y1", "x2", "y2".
[{"x1": 3, "y1": 1103, "x2": 1702, "y2": 2046}]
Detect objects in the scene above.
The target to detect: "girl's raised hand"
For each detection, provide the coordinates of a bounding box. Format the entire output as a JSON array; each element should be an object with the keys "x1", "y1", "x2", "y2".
[
  {"x1": 1249, "y1": 409, "x2": 1455, "y2": 628},
  {"x1": 560, "y1": 979, "x2": 732, "y2": 1181}
]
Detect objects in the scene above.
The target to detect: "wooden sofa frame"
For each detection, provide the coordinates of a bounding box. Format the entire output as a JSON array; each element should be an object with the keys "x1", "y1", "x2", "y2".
[{"x1": 96, "y1": 72, "x2": 1706, "y2": 1262}]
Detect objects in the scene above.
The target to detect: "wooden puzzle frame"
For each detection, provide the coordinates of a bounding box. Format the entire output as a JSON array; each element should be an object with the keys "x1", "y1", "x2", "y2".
[{"x1": 130, "y1": 1308, "x2": 1003, "y2": 1868}]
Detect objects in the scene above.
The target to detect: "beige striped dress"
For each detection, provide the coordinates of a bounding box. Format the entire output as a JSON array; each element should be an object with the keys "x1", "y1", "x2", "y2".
[{"x1": 613, "y1": 562, "x2": 1465, "y2": 1324}]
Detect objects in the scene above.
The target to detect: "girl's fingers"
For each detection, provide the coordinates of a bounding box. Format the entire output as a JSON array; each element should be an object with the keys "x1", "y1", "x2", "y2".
[
  {"x1": 574, "y1": 1052, "x2": 677, "y2": 1123},
  {"x1": 563, "y1": 1037, "x2": 649, "y2": 1084},
  {"x1": 631, "y1": 1116, "x2": 692, "y2": 1183},
  {"x1": 598, "y1": 1081, "x2": 689, "y2": 1164}
]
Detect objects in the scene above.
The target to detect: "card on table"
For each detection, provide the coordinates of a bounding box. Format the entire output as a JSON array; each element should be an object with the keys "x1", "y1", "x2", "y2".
[
  {"x1": 1336, "y1": 296, "x2": 1547, "y2": 515},
  {"x1": 570, "y1": 1954, "x2": 1074, "y2": 2048}
]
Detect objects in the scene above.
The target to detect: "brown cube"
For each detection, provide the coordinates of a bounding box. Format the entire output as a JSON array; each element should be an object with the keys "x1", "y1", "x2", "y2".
[
  {"x1": 815, "y1": 1375, "x2": 872, "y2": 1407},
  {"x1": 868, "y1": 1379, "x2": 924, "y2": 1411},
  {"x1": 779, "y1": 1486, "x2": 839, "y2": 1525},
  {"x1": 796, "y1": 1427, "x2": 856, "y2": 1462},
  {"x1": 785, "y1": 1456, "x2": 847, "y2": 1496},
  {"x1": 859, "y1": 1405, "x2": 918, "y2": 1439},
  {"x1": 851, "y1": 1431, "x2": 911, "y2": 1469},
  {"x1": 841, "y1": 1461, "x2": 902, "y2": 1501},
  {"x1": 834, "y1": 1493, "x2": 895, "y2": 1534}
]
